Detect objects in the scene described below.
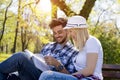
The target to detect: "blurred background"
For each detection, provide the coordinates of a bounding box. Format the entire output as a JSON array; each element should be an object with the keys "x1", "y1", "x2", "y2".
[{"x1": 0, "y1": 0, "x2": 120, "y2": 64}]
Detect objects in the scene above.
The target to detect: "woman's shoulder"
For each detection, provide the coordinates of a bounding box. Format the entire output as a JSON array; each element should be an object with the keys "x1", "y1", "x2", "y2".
[
  {"x1": 86, "y1": 35, "x2": 101, "y2": 45},
  {"x1": 88, "y1": 35, "x2": 99, "y2": 42}
]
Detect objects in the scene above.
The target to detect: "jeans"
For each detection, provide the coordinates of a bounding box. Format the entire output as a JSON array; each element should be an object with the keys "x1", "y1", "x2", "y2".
[
  {"x1": 7, "y1": 73, "x2": 20, "y2": 80},
  {"x1": 39, "y1": 71, "x2": 78, "y2": 80},
  {"x1": 0, "y1": 52, "x2": 42, "y2": 80}
]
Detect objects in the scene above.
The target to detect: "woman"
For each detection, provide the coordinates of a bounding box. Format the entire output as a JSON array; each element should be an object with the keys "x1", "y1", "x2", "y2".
[{"x1": 39, "y1": 16, "x2": 103, "y2": 80}]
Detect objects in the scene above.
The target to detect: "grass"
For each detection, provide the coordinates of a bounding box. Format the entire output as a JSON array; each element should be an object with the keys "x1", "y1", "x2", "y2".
[{"x1": 0, "y1": 53, "x2": 11, "y2": 62}]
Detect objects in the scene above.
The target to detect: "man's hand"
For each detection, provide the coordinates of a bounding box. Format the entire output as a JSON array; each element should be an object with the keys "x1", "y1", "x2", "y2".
[
  {"x1": 44, "y1": 56, "x2": 69, "y2": 74},
  {"x1": 44, "y1": 56, "x2": 60, "y2": 67}
]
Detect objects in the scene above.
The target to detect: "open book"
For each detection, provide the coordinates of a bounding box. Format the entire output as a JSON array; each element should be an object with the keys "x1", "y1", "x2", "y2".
[{"x1": 24, "y1": 49, "x2": 50, "y2": 71}]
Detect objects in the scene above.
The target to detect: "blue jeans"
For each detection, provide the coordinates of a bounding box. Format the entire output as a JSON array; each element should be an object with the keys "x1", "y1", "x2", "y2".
[
  {"x1": 39, "y1": 71, "x2": 78, "y2": 80},
  {"x1": 0, "y1": 52, "x2": 42, "y2": 80},
  {"x1": 39, "y1": 71, "x2": 101, "y2": 80}
]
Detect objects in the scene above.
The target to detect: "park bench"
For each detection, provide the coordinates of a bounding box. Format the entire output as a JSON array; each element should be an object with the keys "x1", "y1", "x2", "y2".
[{"x1": 102, "y1": 64, "x2": 120, "y2": 79}]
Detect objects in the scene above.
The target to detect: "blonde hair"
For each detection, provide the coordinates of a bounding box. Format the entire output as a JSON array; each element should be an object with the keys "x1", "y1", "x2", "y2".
[{"x1": 72, "y1": 28, "x2": 89, "y2": 51}]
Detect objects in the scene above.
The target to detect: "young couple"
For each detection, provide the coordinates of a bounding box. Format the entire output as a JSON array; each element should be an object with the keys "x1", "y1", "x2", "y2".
[{"x1": 0, "y1": 15, "x2": 103, "y2": 80}]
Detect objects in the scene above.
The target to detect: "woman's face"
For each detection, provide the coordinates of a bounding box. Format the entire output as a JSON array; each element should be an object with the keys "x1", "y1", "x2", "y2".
[{"x1": 68, "y1": 29, "x2": 77, "y2": 41}]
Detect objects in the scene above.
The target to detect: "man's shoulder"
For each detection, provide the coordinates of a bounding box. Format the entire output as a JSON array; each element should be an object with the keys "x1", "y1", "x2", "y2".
[
  {"x1": 43, "y1": 42, "x2": 56, "y2": 48},
  {"x1": 40, "y1": 42, "x2": 56, "y2": 53}
]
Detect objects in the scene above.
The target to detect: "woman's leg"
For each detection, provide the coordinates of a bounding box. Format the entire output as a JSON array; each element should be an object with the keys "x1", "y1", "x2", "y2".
[{"x1": 39, "y1": 71, "x2": 78, "y2": 80}]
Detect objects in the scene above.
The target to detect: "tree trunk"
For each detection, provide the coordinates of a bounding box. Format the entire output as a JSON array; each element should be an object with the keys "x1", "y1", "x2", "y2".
[
  {"x1": 51, "y1": 4, "x2": 57, "y2": 18},
  {"x1": 0, "y1": 0, "x2": 13, "y2": 43},
  {"x1": 51, "y1": 0, "x2": 96, "y2": 20},
  {"x1": 51, "y1": 0, "x2": 76, "y2": 17},
  {"x1": 12, "y1": 26, "x2": 18, "y2": 53},
  {"x1": 79, "y1": 0, "x2": 96, "y2": 20},
  {"x1": 21, "y1": 27, "x2": 28, "y2": 51},
  {"x1": 12, "y1": 0, "x2": 21, "y2": 53},
  {"x1": 6, "y1": 44, "x2": 8, "y2": 54}
]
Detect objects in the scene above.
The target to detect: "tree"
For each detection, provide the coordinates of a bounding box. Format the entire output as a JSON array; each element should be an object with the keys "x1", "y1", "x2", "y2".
[
  {"x1": 50, "y1": 0, "x2": 96, "y2": 19},
  {"x1": 79, "y1": 0, "x2": 96, "y2": 20},
  {"x1": 0, "y1": 0, "x2": 13, "y2": 43},
  {"x1": 51, "y1": 4, "x2": 57, "y2": 18},
  {"x1": 51, "y1": 0, "x2": 76, "y2": 18},
  {"x1": 12, "y1": 0, "x2": 21, "y2": 53},
  {"x1": 12, "y1": 0, "x2": 40, "y2": 52}
]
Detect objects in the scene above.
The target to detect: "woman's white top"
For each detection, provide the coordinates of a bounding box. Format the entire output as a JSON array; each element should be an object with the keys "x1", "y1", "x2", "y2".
[{"x1": 73, "y1": 35, "x2": 103, "y2": 79}]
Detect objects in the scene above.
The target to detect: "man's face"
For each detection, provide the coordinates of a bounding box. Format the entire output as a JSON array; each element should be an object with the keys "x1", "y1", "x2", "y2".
[{"x1": 52, "y1": 25, "x2": 67, "y2": 44}]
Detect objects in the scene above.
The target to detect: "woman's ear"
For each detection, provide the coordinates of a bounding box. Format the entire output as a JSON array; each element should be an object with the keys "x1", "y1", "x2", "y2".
[{"x1": 66, "y1": 29, "x2": 70, "y2": 34}]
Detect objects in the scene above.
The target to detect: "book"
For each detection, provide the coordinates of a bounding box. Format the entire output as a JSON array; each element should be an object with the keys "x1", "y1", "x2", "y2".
[{"x1": 24, "y1": 49, "x2": 50, "y2": 71}]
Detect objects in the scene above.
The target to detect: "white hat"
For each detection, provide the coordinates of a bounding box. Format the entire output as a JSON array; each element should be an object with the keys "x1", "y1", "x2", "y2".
[{"x1": 64, "y1": 16, "x2": 87, "y2": 29}]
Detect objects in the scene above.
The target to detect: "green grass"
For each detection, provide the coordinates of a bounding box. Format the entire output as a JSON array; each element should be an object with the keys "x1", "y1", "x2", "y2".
[{"x1": 0, "y1": 53, "x2": 11, "y2": 62}]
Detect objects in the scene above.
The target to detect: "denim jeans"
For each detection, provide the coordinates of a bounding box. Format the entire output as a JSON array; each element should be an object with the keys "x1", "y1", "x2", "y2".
[
  {"x1": 39, "y1": 71, "x2": 100, "y2": 80},
  {"x1": 0, "y1": 52, "x2": 42, "y2": 80},
  {"x1": 39, "y1": 71, "x2": 78, "y2": 80},
  {"x1": 7, "y1": 73, "x2": 20, "y2": 80}
]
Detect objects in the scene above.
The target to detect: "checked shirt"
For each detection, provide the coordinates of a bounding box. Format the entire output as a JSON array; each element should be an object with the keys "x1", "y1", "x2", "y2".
[{"x1": 40, "y1": 42, "x2": 79, "y2": 73}]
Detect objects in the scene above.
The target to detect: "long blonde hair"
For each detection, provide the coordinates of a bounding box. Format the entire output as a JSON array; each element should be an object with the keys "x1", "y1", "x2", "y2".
[{"x1": 72, "y1": 28, "x2": 89, "y2": 51}]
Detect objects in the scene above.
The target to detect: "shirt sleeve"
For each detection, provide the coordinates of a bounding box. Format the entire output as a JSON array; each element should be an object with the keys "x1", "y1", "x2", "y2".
[
  {"x1": 86, "y1": 37, "x2": 99, "y2": 54},
  {"x1": 39, "y1": 43, "x2": 49, "y2": 55}
]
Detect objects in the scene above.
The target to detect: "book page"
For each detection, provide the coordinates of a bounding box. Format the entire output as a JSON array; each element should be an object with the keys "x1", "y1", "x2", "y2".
[
  {"x1": 24, "y1": 49, "x2": 34, "y2": 58},
  {"x1": 24, "y1": 49, "x2": 50, "y2": 71},
  {"x1": 33, "y1": 54, "x2": 50, "y2": 71}
]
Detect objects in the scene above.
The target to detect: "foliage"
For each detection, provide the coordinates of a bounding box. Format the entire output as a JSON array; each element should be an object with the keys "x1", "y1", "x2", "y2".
[
  {"x1": 0, "y1": 0, "x2": 120, "y2": 65},
  {"x1": 0, "y1": 0, "x2": 53, "y2": 53},
  {"x1": 0, "y1": 53, "x2": 11, "y2": 62},
  {"x1": 89, "y1": 25, "x2": 120, "y2": 64}
]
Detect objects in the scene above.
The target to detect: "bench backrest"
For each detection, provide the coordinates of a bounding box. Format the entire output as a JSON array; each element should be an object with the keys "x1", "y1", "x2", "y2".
[{"x1": 102, "y1": 64, "x2": 120, "y2": 79}]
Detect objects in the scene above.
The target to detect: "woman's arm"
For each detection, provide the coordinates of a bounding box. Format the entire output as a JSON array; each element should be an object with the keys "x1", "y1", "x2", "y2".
[{"x1": 72, "y1": 53, "x2": 98, "y2": 76}]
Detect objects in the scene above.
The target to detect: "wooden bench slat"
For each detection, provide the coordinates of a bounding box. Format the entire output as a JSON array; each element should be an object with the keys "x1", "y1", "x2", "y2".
[
  {"x1": 102, "y1": 64, "x2": 120, "y2": 79},
  {"x1": 102, "y1": 71, "x2": 120, "y2": 79},
  {"x1": 102, "y1": 64, "x2": 120, "y2": 71}
]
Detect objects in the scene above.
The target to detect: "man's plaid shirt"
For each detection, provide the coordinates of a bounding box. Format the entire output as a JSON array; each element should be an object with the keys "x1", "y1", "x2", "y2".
[{"x1": 40, "y1": 42, "x2": 79, "y2": 73}]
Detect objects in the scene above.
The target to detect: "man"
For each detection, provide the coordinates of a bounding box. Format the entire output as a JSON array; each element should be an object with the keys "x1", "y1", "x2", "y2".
[{"x1": 0, "y1": 18, "x2": 79, "y2": 80}]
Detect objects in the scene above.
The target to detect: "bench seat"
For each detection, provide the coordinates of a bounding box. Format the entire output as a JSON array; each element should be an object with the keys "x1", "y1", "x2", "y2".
[{"x1": 102, "y1": 64, "x2": 120, "y2": 79}]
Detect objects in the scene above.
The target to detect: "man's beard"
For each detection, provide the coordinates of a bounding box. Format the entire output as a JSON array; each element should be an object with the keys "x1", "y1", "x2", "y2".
[{"x1": 54, "y1": 35, "x2": 67, "y2": 44}]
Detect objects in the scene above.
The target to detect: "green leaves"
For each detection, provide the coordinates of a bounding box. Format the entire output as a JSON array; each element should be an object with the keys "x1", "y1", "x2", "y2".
[{"x1": 90, "y1": 26, "x2": 120, "y2": 64}]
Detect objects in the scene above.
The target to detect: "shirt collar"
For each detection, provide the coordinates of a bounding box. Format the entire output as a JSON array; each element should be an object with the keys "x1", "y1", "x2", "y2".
[
  {"x1": 55, "y1": 41, "x2": 73, "y2": 50},
  {"x1": 55, "y1": 43, "x2": 62, "y2": 50}
]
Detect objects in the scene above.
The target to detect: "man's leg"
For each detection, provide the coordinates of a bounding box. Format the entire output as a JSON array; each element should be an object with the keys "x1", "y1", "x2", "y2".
[
  {"x1": 7, "y1": 73, "x2": 20, "y2": 80},
  {"x1": 0, "y1": 72, "x2": 8, "y2": 80},
  {"x1": 0, "y1": 52, "x2": 42, "y2": 80}
]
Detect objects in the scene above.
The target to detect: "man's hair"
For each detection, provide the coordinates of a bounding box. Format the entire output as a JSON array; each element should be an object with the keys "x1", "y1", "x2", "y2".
[{"x1": 49, "y1": 18, "x2": 67, "y2": 29}]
